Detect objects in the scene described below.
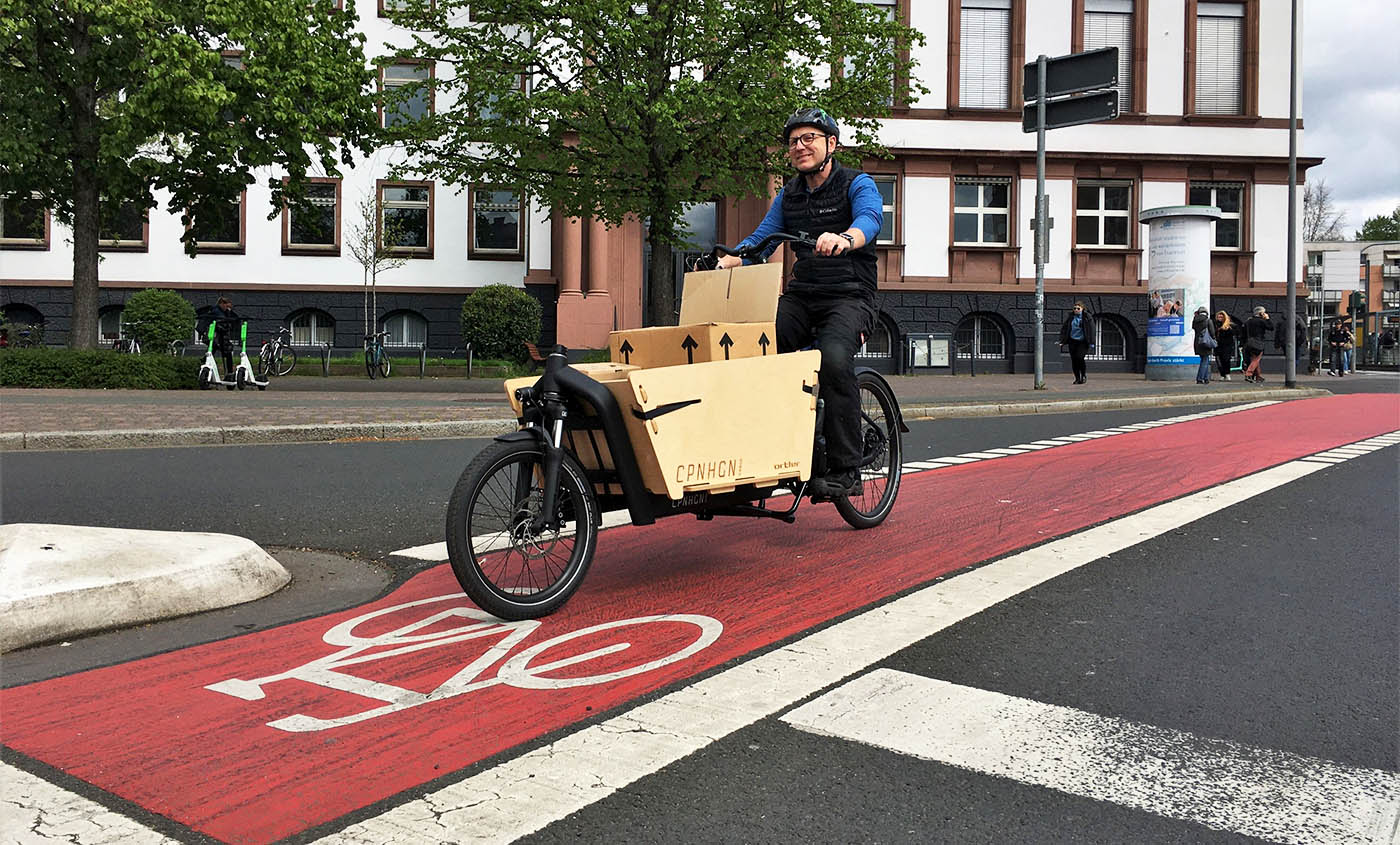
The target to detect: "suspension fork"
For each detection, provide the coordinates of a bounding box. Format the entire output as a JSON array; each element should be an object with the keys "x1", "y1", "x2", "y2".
[{"x1": 528, "y1": 354, "x2": 570, "y2": 533}]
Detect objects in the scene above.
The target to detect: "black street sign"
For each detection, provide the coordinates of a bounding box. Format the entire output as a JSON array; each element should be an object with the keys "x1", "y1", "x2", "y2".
[
  {"x1": 1022, "y1": 90, "x2": 1119, "y2": 133},
  {"x1": 1024, "y1": 47, "x2": 1118, "y2": 100}
]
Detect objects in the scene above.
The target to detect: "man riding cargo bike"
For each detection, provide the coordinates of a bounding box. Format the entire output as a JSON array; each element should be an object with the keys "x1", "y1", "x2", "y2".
[{"x1": 444, "y1": 107, "x2": 906, "y2": 620}]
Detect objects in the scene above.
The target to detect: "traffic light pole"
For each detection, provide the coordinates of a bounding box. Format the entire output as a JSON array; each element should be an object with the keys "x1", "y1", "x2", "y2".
[
  {"x1": 1033, "y1": 54, "x2": 1047, "y2": 391},
  {"x1": 1284, "y1": 0, "x2": 1298, "y2": 387}
]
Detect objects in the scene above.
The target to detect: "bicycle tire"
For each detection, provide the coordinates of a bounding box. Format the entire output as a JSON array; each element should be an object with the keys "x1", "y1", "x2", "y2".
[
  {"x1": 257, "y1": 343, "x2": 273, "y2": 377},
  {"x1": 378, "y1": 353, "x2": 391, "y2": 378},
  {"x1": 364, "y1": 348, "x2": 377, "y2": 379},
  {"x1": 275, "y1": 346, "x2": 296, "y2": 376},
  {"x1": 445, "y1": 439, "x2": 599, "y2": 620},
  {"x1": 833, "y1": 371, "x2": 903, "y2": 529},
  {"x1": 168, "y1": 340, "x2": 185, "y2": 357}
]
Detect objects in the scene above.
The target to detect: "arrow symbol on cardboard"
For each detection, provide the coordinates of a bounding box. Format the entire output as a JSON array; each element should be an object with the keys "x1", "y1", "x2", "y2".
[
  {"x1": 759, "y1": 333, "x2": 770, "y2": 355},
  {"x1": 719, "y1": 333, "x2": 733, "y2": 360},
  {"x1": 619, "y1": 340, "x2": 634, "y2": 365},
  {"x1": 681, "y1": 335, "x2": 699, "y2": 364}
]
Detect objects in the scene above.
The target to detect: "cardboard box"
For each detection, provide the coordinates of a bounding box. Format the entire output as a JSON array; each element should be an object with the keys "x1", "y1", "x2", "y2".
[
  {"x1": 678, "y1": 262, "x2": 782, "y2": 324},
  {"x1": 607, "y1": 321, "x2": 777, "y2": 369}
]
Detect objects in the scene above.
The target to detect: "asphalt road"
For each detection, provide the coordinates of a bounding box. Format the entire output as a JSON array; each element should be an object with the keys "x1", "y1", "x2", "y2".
[{"x1": 3, "y1": 387, "x2": 1396, "y2": 844}]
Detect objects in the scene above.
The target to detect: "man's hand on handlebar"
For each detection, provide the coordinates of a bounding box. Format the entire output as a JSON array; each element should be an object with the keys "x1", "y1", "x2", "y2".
[{"x1": 716, "y1": 253, "x2": 744, "y2": 270}]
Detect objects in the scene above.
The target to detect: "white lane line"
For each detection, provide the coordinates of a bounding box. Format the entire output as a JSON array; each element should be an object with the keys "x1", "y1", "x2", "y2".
[
  {"x1": 782, "y1": 670, "x2": 1400, "y2": 845},
  {"x1": 330, "y1": 451, "x2": 1352, "y2": 844},
  {"x1": 984, "y1": 447, "x2": 1030, "y2": 455},
  {"x1": 955, "y1": 451, "x2": 1006, "y2": 459},
  {"x1": 927, "y1": 456, "x2": 979, "y2": 464},
  {"x1": 903, "y1": 461, "x2": 952, "y2": 470},
  {"x1": 0, "y1": 763, "x2": 178, "y2": 844},
  {"x1": 1008, "y1": 442, "x2": 1056, "y2": 450}
]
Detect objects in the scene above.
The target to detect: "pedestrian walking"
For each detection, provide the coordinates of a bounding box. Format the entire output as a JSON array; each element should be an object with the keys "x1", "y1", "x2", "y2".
[
  {"x1": 1058, "y1": 302, "x2": 1095, "y2": 385},
  {"x1": 1242, "y1": 305, "x2": 1272, "y2": 383},
  {"x1": 210, "y1": 296, "x2": 242, "y2": 376},
  {"x1": 1327, "y1": 320, "x2": 1352, "y2": 377},
  {"x1": 1192, "y1": 306, "x2": 1216, "y2": 384},
  {"x1": 1341, "y1": 321, "x2": 1355, "y2": 373},
  {"x1": 1274, "y1": 312, "x2": 1307, "y2": 373},
  {"x1": 1212, "y1": 311, "x2": 1237, "y2": 381}
]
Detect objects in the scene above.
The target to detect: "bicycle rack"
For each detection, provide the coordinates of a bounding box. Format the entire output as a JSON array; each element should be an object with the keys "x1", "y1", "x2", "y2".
[{"x1": 320, "y1": 343, "x2": 331, "y2": 377}]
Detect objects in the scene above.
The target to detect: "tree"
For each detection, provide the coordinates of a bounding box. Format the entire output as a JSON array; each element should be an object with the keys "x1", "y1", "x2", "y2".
[
  {"x1": 1355, "y1": 205, "x2": 1400, "y2": 242},
  {"x1": 1301, "y1": 179, "x2": 1345, "y2": 242},
  {"x1": 122, "y1": 288, "x2": 197, "y2": 351},
  {"x1": 0, "y1": 0, "x2": 379, "y2": 348},
  {"x1": 389, "y1": 0, "x2": 925, "y2": 327},
  {"x1": 346, "y1": 194, "x2": 407, "y2": 341}
]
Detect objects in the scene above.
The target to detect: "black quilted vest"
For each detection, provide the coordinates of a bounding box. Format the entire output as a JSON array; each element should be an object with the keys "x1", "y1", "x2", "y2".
[{"x1": 780, "y1": 162, "x2": 879, "y2": 299}]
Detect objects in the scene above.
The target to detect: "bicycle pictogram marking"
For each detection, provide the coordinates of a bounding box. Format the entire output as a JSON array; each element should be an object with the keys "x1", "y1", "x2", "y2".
[{"x1": 206, "y1": 594, "x2": 723, "y2": 732}]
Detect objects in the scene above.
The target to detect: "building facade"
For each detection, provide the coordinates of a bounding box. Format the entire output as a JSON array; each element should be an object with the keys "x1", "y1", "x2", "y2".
[{"x1": 2, "y1": 0, "x2": 1316, "y2": 374}]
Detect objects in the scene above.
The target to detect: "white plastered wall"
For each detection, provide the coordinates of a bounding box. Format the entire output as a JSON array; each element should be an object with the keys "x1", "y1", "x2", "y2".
[
  {"x1": 1146, "y1": 0, "x2": 1186, "y2": 116},
  {"x1": 1018, "y1": 178, "x2": 1074, "y2": 280},
  {"x1": 908, "y1": 2, "x2": 948, "y2": 109},
  {"x1": 903, "y1": 176, "x2": 950, "y2": 278}
]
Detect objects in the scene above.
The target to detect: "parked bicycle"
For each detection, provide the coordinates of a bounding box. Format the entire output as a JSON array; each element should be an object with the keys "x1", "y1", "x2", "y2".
[
  {"x1": 1, "y1": 323, "x2": 45, "y2": 348},
  {"x1": 364, "y1": 330, "x2": 391, "y2": 379},
  {"x1": 113, "y1": 322, "x2": 144, "y2": 354},
  {"x1": 257, "y1": 326, "x2": 297, "y2": 377}
]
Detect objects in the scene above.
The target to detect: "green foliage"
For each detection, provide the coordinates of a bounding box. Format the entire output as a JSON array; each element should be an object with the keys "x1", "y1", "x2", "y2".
[
  {"x1": 389, "y1": 0, "x2": 925, "y2": 325},
  {"x1": 0, "y1": 349, "x2": 199, "y2": 389},
  {"x1": 0, "y1": 0, "x2": 380, "y2": 346},
  {"x1": 121, "y1": 289, "x2": 196, "y2": 350},
  {"x1": 460, "y1": 285, "x2": 543, "y2": 361},
  {"x1": 1355, "y1": 206, "x2": 1400, "y2": 242}
]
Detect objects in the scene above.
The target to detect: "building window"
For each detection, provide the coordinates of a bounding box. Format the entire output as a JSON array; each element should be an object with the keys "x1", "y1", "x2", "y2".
[
  {"x1": 283, "y1": 179, "x2": 341, "y2": 255},
  {"x1": 953, "y1": 178, "x2": 1010, "y2": 246},
  {"x1": 98, "y1": 307, "x2": 126, "y2": 346},
  {"x1": 189, "y1": 192, "x2": 246, "y2": 253},
  {"x1": 380, "y1": 61, "x2": 433, "y2": 128},
  {"x1": 1083, "y1": 0, "x2": 1135, "y2": 113},
  {"x1": 1087, "y1": 317, "x2": 1129, "y2": 360},
  {"x1": 381, "y1": 311, "x2": 428, "y2": 347},
  {"x1": 290, "y1": 309, "x2": 335, "y2": 346},
  {"x1": 955, "y1": 314, "x2": 1006, "y2": 359},
  {"x1": 1075, "y1": 182, "x2": 1132, "y2": 248},
  {"x1": 479, "y1": 73, "x2": 527, "y2": 123},
  {"x1": 380, "y1": 0, "x2": 433, "y2": 16},
  {"x1": 99, "y1": 200, "x2": 148, "y2": 251},
  {"x1": 846, "y1": 0, "x2": 898, "y2": 106},
  {"x1": 1, "y1": 193, "x2": 48, "y2": 249},
  {"x1": 959, "y1": 0, "x2": 1013, "y2": 109},
  {"x1": 379, "y1": 181, "x2": 433, "y2": 257},
  {"x1": 872, "y1": 175, "x2": 898, "y2": 244},
  {"x1": 1188, "y1": 181, "x2": 1244, "y2": 249},
  {"x1": 468, "y1": 187, "x2": 523, "y2": 259},
  {"x1": 1194, "y1": 1, "x2": 1245, "y2": 115}
]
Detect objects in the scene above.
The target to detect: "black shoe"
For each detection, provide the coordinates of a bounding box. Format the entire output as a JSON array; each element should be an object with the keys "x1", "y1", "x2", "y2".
[{"x1": 811, "y1": 468, "x2": 863, "y2": 498}]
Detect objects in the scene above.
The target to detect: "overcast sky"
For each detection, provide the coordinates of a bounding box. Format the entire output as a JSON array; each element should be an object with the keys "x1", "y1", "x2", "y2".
[{"x1": 1301, "y1": 0, "x2": 1400, "y2": 236}]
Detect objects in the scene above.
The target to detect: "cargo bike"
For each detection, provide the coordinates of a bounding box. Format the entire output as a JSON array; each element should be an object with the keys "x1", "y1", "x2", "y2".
[{"x1": 445, "y1": 233, "x2": 908, "y2": 620}]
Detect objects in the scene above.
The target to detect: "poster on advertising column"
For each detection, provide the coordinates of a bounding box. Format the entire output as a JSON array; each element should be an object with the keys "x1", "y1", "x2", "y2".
[{"x1": 1141, "y1": 206, "x2": 1222, "y2": 380}]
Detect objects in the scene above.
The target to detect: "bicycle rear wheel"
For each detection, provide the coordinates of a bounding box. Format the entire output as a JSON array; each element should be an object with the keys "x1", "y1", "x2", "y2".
[
  {"x1": 364, "y1": 349, "x2": 377, "y2": 379},
  {"x1": 257, "y1": 343, "x2": 273, "y2": 377},
  {"x1": 275, "y1": 346, "x2": 296, "y2": 376},
  {"x1": 446, "y1": 439, "x2": 599, "y2": 620},
  {"x1": 834, "y1": 371, "x2": 903, "y2": 529}
]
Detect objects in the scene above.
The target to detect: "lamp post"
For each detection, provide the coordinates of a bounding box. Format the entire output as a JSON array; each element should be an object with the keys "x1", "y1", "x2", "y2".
[{"x1": 1284, "y1": 0, "x2": 1298, "y2": 387}]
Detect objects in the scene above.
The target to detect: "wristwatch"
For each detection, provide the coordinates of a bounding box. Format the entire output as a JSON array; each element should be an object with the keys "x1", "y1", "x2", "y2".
[{"x1": 839, "y1": 233, "x2": 855, "y2": 248}]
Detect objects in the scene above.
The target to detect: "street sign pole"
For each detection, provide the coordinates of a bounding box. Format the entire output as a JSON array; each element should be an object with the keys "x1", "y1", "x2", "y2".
[
  {"x1": 1285, "y1": 0, "x2": 1298, "y2": 387},
  {"x1": 1034, "y1": 54, "x2": 1048, "y2": 390}
]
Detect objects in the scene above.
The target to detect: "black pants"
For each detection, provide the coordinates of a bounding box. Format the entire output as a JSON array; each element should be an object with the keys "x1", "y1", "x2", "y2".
[
  {"x1": 776, "y1": 293, "x2": 874, "y2": 471},
  {"x1": 1215, "y1": 347, "x2": 1234, "y2": 377},
  {"x1": 1067, "y1": 340, "x2": 1090, "y2": 380},
  {"x1": 214, "y1": 337, "x2": 235, "y2": 374}
]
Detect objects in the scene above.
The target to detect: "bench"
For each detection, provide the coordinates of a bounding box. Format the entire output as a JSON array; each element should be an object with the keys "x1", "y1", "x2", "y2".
[{"x1": 524, "y1": 341, "x2": 546, "y2": 371}]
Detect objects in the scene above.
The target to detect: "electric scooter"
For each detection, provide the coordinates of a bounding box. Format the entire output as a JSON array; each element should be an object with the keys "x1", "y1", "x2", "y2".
[
  {"x1": 198, "y1": 322, "x2": 239, "y2": 390},
  {"x1": 234, "y1": 321, "x2": 268, "y2": 391}
]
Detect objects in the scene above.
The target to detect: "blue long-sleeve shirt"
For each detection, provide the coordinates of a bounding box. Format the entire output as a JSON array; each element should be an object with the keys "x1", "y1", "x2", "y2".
[{"x1": 735, "y1": 172, "x2": 884, "y2": 264}]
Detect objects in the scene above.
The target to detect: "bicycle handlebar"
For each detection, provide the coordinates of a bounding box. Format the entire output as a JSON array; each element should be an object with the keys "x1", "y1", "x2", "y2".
[{"x1": 693, "y1": 232, "x2": 820, "y2": 272}]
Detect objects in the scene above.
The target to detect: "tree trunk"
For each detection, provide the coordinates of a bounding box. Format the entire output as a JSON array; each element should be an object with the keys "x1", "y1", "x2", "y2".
[
  {"x1": 646, "y1": 230, "x2": 676, "y2": 327},
  {"x1": 68, "y1": 46, "x2": 100, "y2": 348}
]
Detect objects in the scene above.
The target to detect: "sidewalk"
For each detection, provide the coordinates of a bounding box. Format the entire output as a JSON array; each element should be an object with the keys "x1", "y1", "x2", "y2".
[{"x1": 1, "y1": 370, "x2": 1335, "y2": 451}]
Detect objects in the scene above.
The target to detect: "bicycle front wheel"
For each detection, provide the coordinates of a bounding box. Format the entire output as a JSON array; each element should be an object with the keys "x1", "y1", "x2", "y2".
[
  {"x1": 834, "y1": 371, "x2": 903, "y2": 529},
  {"x1": 445, "y1": 439, "x2": 599, "y2": 620},
  {"x1": 364, "y1": 349, "x2": 377, "y2": 379},
  {"x1": 275, "y1": 347, "x2": 296, "y2": 376},
  {"x1": 378, "y1": 354, "x2": 391, "y2": 378},
  {"x1": 257, "y1": 343, "x2": 273, "y2": 377}
]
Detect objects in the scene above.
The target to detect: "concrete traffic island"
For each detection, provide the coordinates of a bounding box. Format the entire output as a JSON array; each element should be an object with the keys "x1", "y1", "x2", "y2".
[{"x1": 0, "y1": 523, "x2": 290, "y2": 652}]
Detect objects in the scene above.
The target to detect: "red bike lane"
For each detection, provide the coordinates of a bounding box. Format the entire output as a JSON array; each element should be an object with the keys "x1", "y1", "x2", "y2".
[{"x1": 3, "y1": 394, "x2": 1395, "y2": 844}]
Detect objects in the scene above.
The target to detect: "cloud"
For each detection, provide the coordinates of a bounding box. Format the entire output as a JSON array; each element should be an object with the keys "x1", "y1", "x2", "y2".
[{"x1": 1302, "y1": 0, "x2": 1400, "y2": 232}]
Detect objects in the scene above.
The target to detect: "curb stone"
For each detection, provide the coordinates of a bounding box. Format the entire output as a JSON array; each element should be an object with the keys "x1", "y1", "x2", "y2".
[{"x1": 0, "y1": 388, "x2": 1328, "y2": 451}]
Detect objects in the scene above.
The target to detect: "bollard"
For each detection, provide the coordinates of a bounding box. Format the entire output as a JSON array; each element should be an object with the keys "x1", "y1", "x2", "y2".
[
  {"x1": 419, "y1": 343, "x2": 427, "y2": 379},
  {"x1": 466, "y1": 343, "x2": 473, "y2": 379},
  {"x1": 320, "y1": 343, "x2": 331, "y2": 377}
]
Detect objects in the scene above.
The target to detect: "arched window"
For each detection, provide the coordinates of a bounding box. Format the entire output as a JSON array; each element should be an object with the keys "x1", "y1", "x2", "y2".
[
  {"x1": 1087, "y1": 316, "x2": 1130, "y2": 361},
  {"x1": 381, "y1": 310, "x2": 427, "y2": 347},
  {"x1": 856, "y1": 319, "x2": 893, "y2": 359},
  {"x1": 954, "y1": 314, "x2": 1007, "y2": 359},
  {"x1": 1, "y1": 303, "x2": 45, "y2": 346},
  {"x1": 98, "y1": 307, "x2": 125, "y2": 345},
  {"x1": 290, "y1": 309, "x2": 335, "y2": 346}
]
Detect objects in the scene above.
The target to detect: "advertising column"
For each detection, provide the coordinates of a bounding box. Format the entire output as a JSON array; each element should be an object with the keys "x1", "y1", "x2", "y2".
[{"x1": 1140, "y1": 206, "x2": 1222, "y2": 381}]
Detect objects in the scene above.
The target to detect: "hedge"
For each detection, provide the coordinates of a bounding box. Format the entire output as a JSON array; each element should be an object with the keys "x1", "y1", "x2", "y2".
[
  {"x1": 460, "y1": 284, "x2": 543, "y2": 361},
  {"x1": 0, "y1": 348, "x2": 201, "y2": 389}
]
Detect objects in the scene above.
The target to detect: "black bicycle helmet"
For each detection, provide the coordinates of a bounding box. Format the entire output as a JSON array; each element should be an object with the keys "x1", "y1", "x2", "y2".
[{"x1": 782, "y1": 107, "x2": 839, "y2": 143}]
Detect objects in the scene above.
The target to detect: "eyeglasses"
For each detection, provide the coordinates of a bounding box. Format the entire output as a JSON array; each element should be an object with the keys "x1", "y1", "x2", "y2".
[{"x1": 787, "y1": 132, "x2": 827, "y2": 149}]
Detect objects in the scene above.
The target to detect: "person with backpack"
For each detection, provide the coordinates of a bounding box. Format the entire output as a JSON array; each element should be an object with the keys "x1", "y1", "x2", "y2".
[
  {"x1": 1192, "y1": 306, "x2": 1217, "y2": 384},
  {"x1": 1242, "y1": 306, "x2": 1272, "y2": 383}
]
